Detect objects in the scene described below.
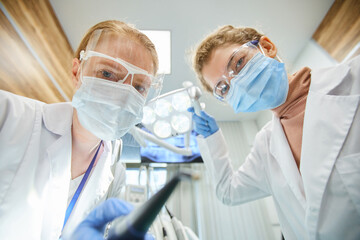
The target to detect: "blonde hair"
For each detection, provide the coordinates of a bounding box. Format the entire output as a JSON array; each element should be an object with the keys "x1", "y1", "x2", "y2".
[
  {"x1": 75, "y1": 20, "x2": 159, "y2": 75},
  {"x1": 193, "y1": 25, "x2": 263, "y2": 92}
]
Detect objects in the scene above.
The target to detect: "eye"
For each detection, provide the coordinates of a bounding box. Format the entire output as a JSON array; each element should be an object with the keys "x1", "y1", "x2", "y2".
[
  {"x1": 134, "y1": 84, "x2": 147, "y2": 96},
  {"x1": 236, "y1": 58, "x2": 243, "y2": 70},
  {"x1": 215, "y1": 80, "x2": 230, "y2": 97},
  {"x1": 97, "y1": 69, "x2": 118, "y2": 81},
  {"x1": 234, "y1": 57, "x2": 244, "y2": 75},
  {"x1": 132, "y1": 75, "x2": 151, "y2": 96},
  {"x1": 221, "y1": 84, "x2": 229, "y2": 95},
  {"x1": 102, "y1": 70, "x2": 112, "y2": 78},
  {"x1": 227, "y1": 48, "x2": 248, "y2": 77}
]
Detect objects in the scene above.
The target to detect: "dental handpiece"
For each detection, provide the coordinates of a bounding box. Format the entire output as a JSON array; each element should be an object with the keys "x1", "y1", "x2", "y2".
[
  {"x1": 165, "y1": 205, "x2": 188, "y2": 240},
  {"x1": 187, "y1": 86, "x2": 202, "y2": 115}
]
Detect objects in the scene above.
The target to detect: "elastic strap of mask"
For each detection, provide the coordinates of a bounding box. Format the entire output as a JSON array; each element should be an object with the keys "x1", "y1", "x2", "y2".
[
  {"x1": 258, "y1": 42, "x2": 283, "y2": 63},
  {"x1": 74, "y1": 60, "x2": 85, "y2": 88},
  {"x1": 78, "y1": 29, "x2": 101, "y2": 84},
  {"x1": 275, "y1": 54, "x2": 283, "y2": 63},
  {"x1": 86, "y1": 29, "x2": 103, "y2": 52},
  {"x1": 258, "y1": 43, "x2": 265, "y2": 55},
  {"x1": 76, "y1": 30, "x2": 103, "y2": 85}
]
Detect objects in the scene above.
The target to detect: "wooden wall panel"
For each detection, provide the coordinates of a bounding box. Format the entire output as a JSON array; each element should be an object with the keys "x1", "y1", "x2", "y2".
[
  {"x1": 0, "y1": 9, "x2": 64, "y2": 102},
  {"x1": 313, "y1": 0, "x2": 360, "y2": 62},
  {"x1": 0, "y1": 0, "x2": 74, "y2": 103}
]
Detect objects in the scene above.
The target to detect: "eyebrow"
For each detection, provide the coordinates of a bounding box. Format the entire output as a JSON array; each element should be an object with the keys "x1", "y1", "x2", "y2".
[
  {"x1": 94, "y1": 59, "x2": 128, "y2": 73},
  {"x1": 96, "y1": 58, "x2": 119, "y2": 67}
]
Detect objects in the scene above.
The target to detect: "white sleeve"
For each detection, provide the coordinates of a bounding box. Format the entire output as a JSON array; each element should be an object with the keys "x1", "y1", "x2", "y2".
[
  {"x1": 0, "y1": 90, "x2": 38, "y2": 162},
  {"x1": 107, "y1": 140, "x2": 126, "y2": 199},
  {"x1": 197, "y1": 129, "x2": 270, "y2": 205}
]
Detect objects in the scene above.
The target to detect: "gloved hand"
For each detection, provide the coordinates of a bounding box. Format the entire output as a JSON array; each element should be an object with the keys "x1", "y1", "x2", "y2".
[
  {"x1": 71, "y1": 198, "x2": 155, "y2": 240},
  {"x1": 71, "y1": 198, "x2": 133, "y2": 240},
  {"x1": 144, "y1": 233, "x2": 155, "y2": 240},
  {"x1": 188, "y1": 107, "x2": 219, "y2": 138}
]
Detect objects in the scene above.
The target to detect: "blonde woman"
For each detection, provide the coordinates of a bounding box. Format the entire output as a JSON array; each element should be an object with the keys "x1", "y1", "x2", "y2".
[
  {"x1": 0, "y1": 20, "x2": 161, "y2": 239},
  {"x1": 189, "y1": 25, "x2": 360, "y2": 240}
]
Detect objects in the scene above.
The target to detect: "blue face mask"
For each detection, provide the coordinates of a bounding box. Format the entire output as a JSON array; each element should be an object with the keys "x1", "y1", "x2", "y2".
[{"x1": 225, "y1": 52, "x2": 289, "y2": 113}]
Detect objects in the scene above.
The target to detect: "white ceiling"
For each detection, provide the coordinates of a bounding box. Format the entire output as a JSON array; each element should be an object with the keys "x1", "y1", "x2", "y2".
[{"x1": 50, "y1": 0, "x2": 334, "y2": 122}]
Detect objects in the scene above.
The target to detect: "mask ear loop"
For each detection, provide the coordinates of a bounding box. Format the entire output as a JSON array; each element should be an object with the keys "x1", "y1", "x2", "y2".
[
  {"x1": 258, "y1": 42, "x2": 266, "y2": 55},
  {"x1": 76, "y1": 54, "x2": 87, "y2": 86},
  {"x1": 258, "y1": 42, "x2": 283, "y2": 63},
  {"x1": 85, "y1": 29, "x2": 103, "y2": 52},
  {"x1": 275, "y1": 54, "x2": 283, "y2": 63}
]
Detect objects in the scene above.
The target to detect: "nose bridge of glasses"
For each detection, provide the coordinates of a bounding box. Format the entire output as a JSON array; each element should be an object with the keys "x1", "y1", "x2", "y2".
[{"x1": 121, "y1": 73, "x2": 133, "y2": 85}]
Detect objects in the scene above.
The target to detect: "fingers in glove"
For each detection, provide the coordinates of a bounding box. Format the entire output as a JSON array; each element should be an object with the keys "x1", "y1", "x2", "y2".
[
  {"x1": 86, "y1": 198, "x2": 133, "y2": 228},
  {"x1": 196, "y1": 125, "x2": 210, "y2": 132},
  {"x1": 200, "y1": 110, "x2": 214, "y2": 120},
  {"x1": 192, "y1": 114, "x2": 208, "y2": 125}
]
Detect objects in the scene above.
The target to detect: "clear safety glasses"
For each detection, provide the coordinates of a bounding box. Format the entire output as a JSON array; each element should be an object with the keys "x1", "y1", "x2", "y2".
[
  {"x1": 213, "y1": 40, "x2": 261, "y2": 101},
  {"x1": 80, "y1": 50, "x2": 163, "y2": 101}
]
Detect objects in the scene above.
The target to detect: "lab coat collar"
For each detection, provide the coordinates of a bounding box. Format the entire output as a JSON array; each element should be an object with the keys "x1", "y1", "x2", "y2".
[
  {"x1": 301, "y1": 63, "x2": 360, "y2": 234},
  {"x1": 76, "y1": 141, "x2": 114, "y2": 205},
  {"x1": 79, "y1": 140, "x2": 114, "y2": 206},
  {"x1": 269, "y1": 116, "x2": 306, "y2": 208},
  {"x1": 43, "y1": 102, "x2": 73, "y2": 135},
  {"x1": 308, "y1": 60, "x2": 350, "y2": 94},
  {"x1": 91, "y1": 141, "x2": 115, "y2": 195},
  {"x1": 43, "y1": 126, "x2": 72, "y2": 239},
  {"x1": 61, "y1": 140, "x2": 115, "y2": 238}
]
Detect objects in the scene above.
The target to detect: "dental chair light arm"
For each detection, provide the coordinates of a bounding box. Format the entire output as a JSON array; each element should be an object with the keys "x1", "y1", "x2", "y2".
[
  {"x1": 130, "y1": 127, "x2": 193, "y2": 156},
  {"x1": 130, "y1": 82, "x2": 202, "y2": 157}
]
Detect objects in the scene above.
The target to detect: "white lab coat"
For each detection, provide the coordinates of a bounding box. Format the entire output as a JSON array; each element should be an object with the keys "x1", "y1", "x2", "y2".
[
  {"x1": 0, "y1": 91, "x2": 126, "y2": 240},
  {"x1": 197, "y1": 55, "x2": 360, "y2": 240}
]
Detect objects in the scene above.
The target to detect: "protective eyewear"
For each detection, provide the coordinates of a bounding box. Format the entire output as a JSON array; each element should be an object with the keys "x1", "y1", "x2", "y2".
[
  {"x1": 213, "y1": 40, "x2": 260, "y2": 101},
  {"x1": 80, "y1": 50, "x2": 163, "y2": 101}
]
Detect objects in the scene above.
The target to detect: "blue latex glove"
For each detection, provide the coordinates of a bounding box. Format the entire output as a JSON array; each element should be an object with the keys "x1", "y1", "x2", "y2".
[
  {"x1": 188, "y1": 107, "x2": 219, "y2": 138},
  {"x1": 71, "y1": 198, "x2": 155, "y2": 240}
]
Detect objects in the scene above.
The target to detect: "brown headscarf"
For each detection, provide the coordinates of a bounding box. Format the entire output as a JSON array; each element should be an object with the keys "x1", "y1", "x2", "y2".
[{"x1": 272, "y1": 67, "x2": 311, "y2": 169}]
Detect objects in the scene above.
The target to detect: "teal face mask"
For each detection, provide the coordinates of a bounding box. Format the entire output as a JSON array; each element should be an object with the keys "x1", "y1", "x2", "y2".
[{"x1": 225, "y1": 52, "x2": 289, "y2": 113}]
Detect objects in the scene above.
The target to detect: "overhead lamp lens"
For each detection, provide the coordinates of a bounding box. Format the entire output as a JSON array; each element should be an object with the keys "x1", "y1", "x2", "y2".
[
  {"x1": 142, "y1": 106, "x2": 156, "y2": 125},
  {"x1": 172, "y1": 92, "x2": 191, "y2": 112},
  {"x1": 154, "y1": 99, "x2": 172, "y2": 117},
  {"x1": 153, "y1": 120, "x2": 172, "y2": 138},
  {"x1": 171, "y1": 114, "x2": 191, "y2": 133}
]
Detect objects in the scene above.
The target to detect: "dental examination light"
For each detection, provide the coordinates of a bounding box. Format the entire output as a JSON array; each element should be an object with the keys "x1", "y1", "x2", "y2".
[
  {"x1": 129, "y1": 81, "x2": 203, "y2": 156},
  {"x1": 107, "y1": 171, "x2": 200, "y2": 240}
]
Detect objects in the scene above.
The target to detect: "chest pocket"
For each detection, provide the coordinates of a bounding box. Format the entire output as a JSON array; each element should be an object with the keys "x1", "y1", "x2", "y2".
[{"x1": 335, "y1": 152, "x2": 360, "y2": 215}]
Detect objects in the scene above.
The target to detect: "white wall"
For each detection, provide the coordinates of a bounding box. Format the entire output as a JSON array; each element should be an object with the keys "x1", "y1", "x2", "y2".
[
  {"x1": 49, "y1": 0, "x2": 335, "y2": 122},
  {"x1": 289, "y1": 39, "x2": 338, "y2": 73}
]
